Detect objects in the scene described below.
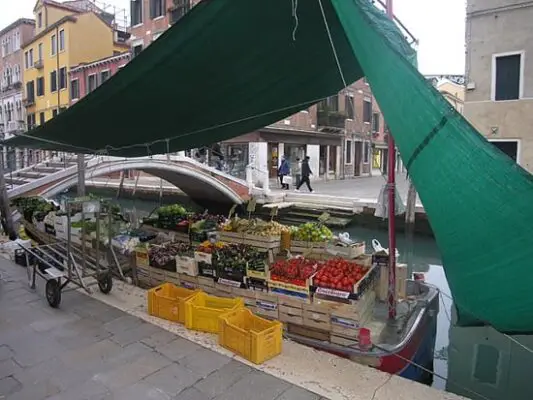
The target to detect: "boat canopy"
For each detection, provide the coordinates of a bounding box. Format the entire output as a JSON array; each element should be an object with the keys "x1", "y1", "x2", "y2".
[{"x1": 7, "y1": 0, "x2": 533, "y2": 334}]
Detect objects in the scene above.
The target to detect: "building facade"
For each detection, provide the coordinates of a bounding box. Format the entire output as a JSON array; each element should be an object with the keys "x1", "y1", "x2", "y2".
[
  {"x1": 130, "y1": 0, "x2": 202, "y2": 55},
  {"x1": 0, "y1": 19, "x2": 36, "y2": 171},
  {"x1": 23, "y1": 0, "x2": 129, "y2": 129},
  {"x1": 69, "y1": 51, "x2": 130, "y2": 104},
  {"x1": 128, "y1": 0, "x2": 389, "y2": 185},
  {"x1": 464, "y1": 0, "x2": 533, "y2": 169}
]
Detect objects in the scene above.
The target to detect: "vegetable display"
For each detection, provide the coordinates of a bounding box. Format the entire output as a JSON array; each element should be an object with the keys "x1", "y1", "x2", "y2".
[
  {"x1": 291, "y1": 222, "x2": 333, "y2": 242},
  {"x1": 222, "y1": 218, "x2": 289, "y2": 236},
  {"x1": 270, "y1": 257, "x2": 321, "y2": 287},
  {"x1": 149, "y1": 242, "x2": 194, "y2": 270},
  {"x1": 312, "y1": 259, "x2": 369, "y2": 292}
]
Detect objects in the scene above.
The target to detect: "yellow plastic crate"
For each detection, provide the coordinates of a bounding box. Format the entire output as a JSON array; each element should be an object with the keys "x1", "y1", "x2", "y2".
[
  {"x1": 184, "y1": 292, "x2": 244, "y2": 333},
  {"x1": 147, "y1": 283, "x2": 199, "y2": 324},
  {"x1": 218, "y1": 308, "x2": 282, "y2": 364}
]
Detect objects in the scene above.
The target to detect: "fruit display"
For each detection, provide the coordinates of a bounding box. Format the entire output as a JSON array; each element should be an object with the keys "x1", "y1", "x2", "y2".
[
  {"x1": 270, "y1": 257, "x2": 322, "y2": 287},
  {"x1": 312, "y1": 259, "x2": 370, "y2": 292},
  {"x1": 13, "y1": 197, "x2": 56, "y2": 221},
  {"x1": 291, "y1": 222, "x2": 333, "y2": 242},
  {"x1": 196, "y1": 240, "x2": 225, "y2": 254},
  {"x1": 221, "y1": 218, "x2": 289, "y2": 236}
]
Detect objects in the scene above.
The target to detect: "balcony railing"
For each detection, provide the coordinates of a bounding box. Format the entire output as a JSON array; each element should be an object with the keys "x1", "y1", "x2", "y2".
[
  {"x1": 34, "y1": 59, "x2": 44, "y2": 69},
  {"x1": 23, "y1": 97, "x2": 35, "y2": 107},
  {"x1": 0, "y1": 123, "x2": 4, "y2": 135},
  {"x1": 317, "y1": 110, "x2": 347, "y2": 130}
]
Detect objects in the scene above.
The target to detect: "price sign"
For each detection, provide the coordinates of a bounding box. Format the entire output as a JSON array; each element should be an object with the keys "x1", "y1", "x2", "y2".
[
  {"x1": 246, "y1": 198, "x2": 257, "y2": 213},
  {"x1": 316, "y1": 287, "x2": 350, "y2": 299},
  {"x1": 218, "y1": 278, "x2": 242, "y2": 288},
  {"x1": 228, "y1": 204, "x2": 237, "y2": 219}
]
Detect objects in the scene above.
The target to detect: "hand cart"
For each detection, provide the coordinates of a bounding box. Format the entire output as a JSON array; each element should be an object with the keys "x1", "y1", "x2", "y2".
[{"x1": 18, "y1": 198, "x2": 113, "y2": 308}]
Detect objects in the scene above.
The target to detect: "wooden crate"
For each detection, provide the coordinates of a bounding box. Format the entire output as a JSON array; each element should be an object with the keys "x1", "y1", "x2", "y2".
[
  {"x1": 324, "y1": 242, "x2": 366, "y2": 259},
  {"x1": 244, "y1": 233, "x2": 281, "y2": 250},
  {"x1": 176, "y1": 256, "x2": 198, "y2": 276},
  {"x1": 178, "y1": 273, "x2": 199, "y2": 289},
  {"x1": 278, "y1": 296, "x2": 304, "y2": 325},
  {"x1": 302, "y1": 300, "x2": 334, "y2": 331},
  {"x1": 287, "y1": 323, "x2": 330, "y2": 342},
  {"x1": 378, "y1": 263, "x2": 408, "y2": 301},
  {"x1": 311, "y1": 263, "x2": 379, "y2": 301},
  {"x1": 329, "y1": 296, "x2": 375, "y2": 339},
  {"x1": 218, "y1": 231, "x2": 246, "y2": 244},
  {"x1": 330, "y1": 333, "x2": 359, "y2": 347},
  {"x1": 165, "y1": 270, "x2": 180, "y2": 285},
  {"x1": 290, "y1": 240, "x2": 327, "y2": 254},
  {"x1": 255, "y1": 299, "x2": 279, "y2": 320},
  {"x1": 198, "y1": 275, "x2": 215, "y2": 288},
  {"x1": 232, "y1": 287, "x2": 257, "y2": 308}
]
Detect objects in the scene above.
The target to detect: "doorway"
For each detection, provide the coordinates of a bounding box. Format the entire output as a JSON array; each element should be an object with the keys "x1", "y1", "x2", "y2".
[
  {"x1": 489, "y1": 140, "x2": 518, "y2": 162},
  {"x1": 354, "y1": 142, "x2": 362, "y2": 176},
  {"x1": 267, "y1": 143, "x2": 279, "y2": 177}
]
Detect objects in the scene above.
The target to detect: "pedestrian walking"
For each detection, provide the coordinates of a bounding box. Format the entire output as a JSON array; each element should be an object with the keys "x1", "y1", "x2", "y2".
[
  {"x1": 295, "y1": 156, "x2": 313, "y2": 192},
  {"x1": 278, "y1": 155, "x2": 290, "y2": 190}
]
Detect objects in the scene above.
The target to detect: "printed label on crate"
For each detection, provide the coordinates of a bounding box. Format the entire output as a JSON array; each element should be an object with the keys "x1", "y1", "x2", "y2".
[
  {"x1": 194, "y1": 252, "x2": 212, "y2": 264},
  {"x1": 316, "y1": 287, "x2": 351, "y2": 299},
  {"x1": 330, "y1": 316, "x2": 361, "y2": 329},
  {"x1": 218, "y1": 278, "x2": 242, "y2": 288},
  {"x1": 180, "y1": 281, "x2": 196, "y2": 289},
  {"x1": 256, "y1": 300, "x2": 277, "y2": 311},
  {"x1": 199, "y1": 267, "x2": 216, "y2": 277}
]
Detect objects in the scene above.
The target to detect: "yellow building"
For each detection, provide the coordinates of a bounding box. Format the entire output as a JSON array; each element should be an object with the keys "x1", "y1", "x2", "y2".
[
  {"x1": 23, "y1": 0, "x2": 128, "y2": 126},
  {"x1": 436, "y1": 79, "x2": 465, "y2": 114}
]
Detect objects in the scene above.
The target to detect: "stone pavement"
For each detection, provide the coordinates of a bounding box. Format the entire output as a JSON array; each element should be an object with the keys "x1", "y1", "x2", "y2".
[{"x1": 0, "y1": 259, "x2": 323, "y2": 400}]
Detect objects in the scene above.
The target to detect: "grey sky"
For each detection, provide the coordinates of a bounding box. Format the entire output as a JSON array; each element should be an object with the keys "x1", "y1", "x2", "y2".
[{"x1": 1, "y1": 0, "x2": 466, "y2": 75}]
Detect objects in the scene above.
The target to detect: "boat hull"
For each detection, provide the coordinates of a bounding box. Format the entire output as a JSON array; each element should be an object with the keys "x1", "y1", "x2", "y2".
[{"x1": 379, "y1": 293, "x2": 438, "y2": 383}]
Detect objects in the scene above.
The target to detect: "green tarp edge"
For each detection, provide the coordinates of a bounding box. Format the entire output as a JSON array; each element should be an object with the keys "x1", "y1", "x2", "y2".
[{"x1": 332, "y1": 0, "x2": 533, "y2": 333}]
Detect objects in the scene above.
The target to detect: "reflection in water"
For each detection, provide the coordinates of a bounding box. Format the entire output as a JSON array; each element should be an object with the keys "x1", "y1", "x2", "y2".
[{"x1": 57, "y1": 191, "x2": 533, "y2": 399}]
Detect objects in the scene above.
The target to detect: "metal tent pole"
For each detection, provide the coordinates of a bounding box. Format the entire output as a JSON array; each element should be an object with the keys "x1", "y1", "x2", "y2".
[{"x1": 386, "y1": 0, "x2": 397, "y2": 320}]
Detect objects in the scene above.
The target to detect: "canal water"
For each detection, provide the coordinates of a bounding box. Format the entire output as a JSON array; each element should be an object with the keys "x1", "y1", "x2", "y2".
[{"x1": 57, "y1": 190, "x2": 533, "y2": 400}]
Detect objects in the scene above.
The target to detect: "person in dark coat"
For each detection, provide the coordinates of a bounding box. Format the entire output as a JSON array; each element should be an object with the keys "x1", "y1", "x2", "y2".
[
  {"x1": 278, "y1": 155, "x2": 290, "y2": 190},
  {"x1": 296, "y1": 156, "x2": 313, "y2": 192}
]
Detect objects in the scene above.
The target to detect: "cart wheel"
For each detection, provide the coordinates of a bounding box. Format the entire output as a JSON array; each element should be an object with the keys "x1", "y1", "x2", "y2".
[
  {"x1": 98, "y1": 273, "x2": 113, "y2": 294},
  {"x1": 45, "y1": 279, "x2": 61, "y2": 308}
]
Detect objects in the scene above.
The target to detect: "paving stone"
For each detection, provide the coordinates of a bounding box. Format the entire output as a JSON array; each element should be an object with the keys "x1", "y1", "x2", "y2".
[
  {"x1": 110, "y1": 322, "x2": 163, "y2": 347},
  {"x1": 194, "y1": 360, "x2": 252, "y2": 398},
  {"x1": 6, "y1": 379, "x2": 61, "y2": 400},
  {"x1": 0, "y1": 358, "x2": 23, "y2": 379},
  {"x1": 175, "y1": 387, "x2": 211, "y2": 400},
  {"x1": 112, "y1": 382, "x2": 174, "y2": 400},
  {"x1": 59, "y1": 339, "x2": 122, "y2": 366},
  {"x1": 103, "y1": 315, "x2": 144, "y2": 335},
  {"x1": 0, "y1": 376, "x2": 22, "y2": 397},
  {"x1": 29, "y1": 312, "x2": 80, "y2": 333},
  {"x1": 0, "y1": 346, "x2": 14, "y2": 361},
  {"x1": 43, "y1": 379, "x2": 109, "y2": 400},
  {"x1": 155, "y1": 338, "x2": 202, "y2": 362},
  {"x1": 143, "y1": 363, "x2": 202, "y2": 396},
  {"x1": 13, "y1": 356, "x2": 64, "y2": 387},
  {"x1": 93, "y1": 352, "x2": 172, "y2": 390},
  {"x1": 178, "y1": 348, "x2": 232, "y2": 378},
  {"x1": 141, "y1": 330, "x2": 179, "y2": 349},
  {"x1": 275, "y1": 386, "x2": 321, "y2": 400},
  {"x1": 212, "y1": 371, "x2": 291, "y2": 400}
]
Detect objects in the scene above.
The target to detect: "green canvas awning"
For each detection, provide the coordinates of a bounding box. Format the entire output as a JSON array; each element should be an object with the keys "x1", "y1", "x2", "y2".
[{"x1": 7, "y1": 0, "x2": 533, "y2": 334}]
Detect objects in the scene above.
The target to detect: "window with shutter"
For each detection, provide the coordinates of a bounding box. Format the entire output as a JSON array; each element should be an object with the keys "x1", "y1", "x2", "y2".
[{"x1": 494, "y1": 53, "x2": 521, "y2": 101}]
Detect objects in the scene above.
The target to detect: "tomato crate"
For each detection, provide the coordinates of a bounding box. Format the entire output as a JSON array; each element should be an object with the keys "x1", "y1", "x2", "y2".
[
  {"x1": 185, "y1": 292, "x2": 244, "y2": 333},
  {"x1": 268, "y1": 278, "x2": 311, "y2": 301},
  {"x1": 218, "y1": 308, "x2": 282, "y2": 365},
  {"x1": 147, "y1": 283, "x2": 200, "y2": 324},
  {"x1": 310, "y1": 263, "x2": 379, "y2": 301}
]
